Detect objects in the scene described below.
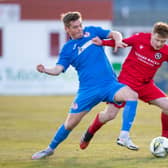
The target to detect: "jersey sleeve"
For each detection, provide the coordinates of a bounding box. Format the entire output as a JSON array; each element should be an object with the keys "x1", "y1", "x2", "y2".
[
  {"x1": 122, "y1": 33, "x2": 141, "y2": 46},
  {"x1": 102, "y1": 39, "x2": 115, "y2": 47},
  {"x1": 102, "y1": 33, "x2": 142, "y2": 47},
  {"x1": 56, "y1": 46, "x2": 71, "y2": 72},
  {"x1": 91, "y1": 26, "x2": 110, "y2": 39}
]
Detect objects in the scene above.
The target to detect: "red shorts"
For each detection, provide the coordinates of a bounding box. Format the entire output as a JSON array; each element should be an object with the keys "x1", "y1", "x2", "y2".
[
  {"x1": 134, "y1": 81, "x2": 167, "y2": 102},
  {"x1": 110, "y1": 81, "x2": 167, "y2": 108}
]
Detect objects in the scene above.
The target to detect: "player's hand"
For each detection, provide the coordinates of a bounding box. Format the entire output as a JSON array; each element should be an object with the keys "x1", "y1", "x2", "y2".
[
  {"x1": 92, "y1": 36, "x2": 103, "y2": 46},
  {"x1": 114, "y1": 41, "x2": 128, "y2": 52},
  {"x1": 37, "y1": 64, "x2": 45, "y2": 73}
]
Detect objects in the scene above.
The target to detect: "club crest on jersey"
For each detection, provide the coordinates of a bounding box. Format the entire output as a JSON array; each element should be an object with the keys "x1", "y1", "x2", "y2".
[
  {"x1": 84, "y1": 32, "x2": 90, "y2": 37},
  {"x1": 71, "y1": 102, "x2": 78, "y2": 110},
  {"x1": 154, "y1": 53, "x2": 162, "y2": 60}
]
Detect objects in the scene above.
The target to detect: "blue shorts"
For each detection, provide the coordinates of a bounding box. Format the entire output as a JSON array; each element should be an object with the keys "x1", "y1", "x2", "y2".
[{"x1": 69, "y1": 81, "x2": 126, "y2": 113}]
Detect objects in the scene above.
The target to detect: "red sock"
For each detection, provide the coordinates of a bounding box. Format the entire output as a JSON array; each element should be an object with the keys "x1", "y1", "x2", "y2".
[
  {"x1": 161, "y1": 112, "x2": 168, "y2": 138},
  {"x1": 88, "y1": 113, "x2": 105, "y2": 135}
]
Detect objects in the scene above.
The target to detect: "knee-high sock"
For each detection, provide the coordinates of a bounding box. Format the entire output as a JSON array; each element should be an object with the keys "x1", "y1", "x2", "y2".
[
  {"x1": 121, "y1": 100, "x2": 138, "y2": 131},
  {"x1": 161, "y1": 112, "x2": 168, "y2": 138},
  {"x1": 88, "y1": 113, "x2": 105, "y2": 135},
  {"x1": 49, "y1": 124, "x2": 71, "y2": 150}
]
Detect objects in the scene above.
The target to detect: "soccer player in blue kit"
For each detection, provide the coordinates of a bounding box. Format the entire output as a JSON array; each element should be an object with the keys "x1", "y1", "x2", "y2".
[{"x1": 32, "y1": 11, "x2": 138, "y2": 160}]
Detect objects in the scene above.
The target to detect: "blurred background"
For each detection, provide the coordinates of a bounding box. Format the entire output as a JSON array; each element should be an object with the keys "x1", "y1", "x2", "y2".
[{"x1": 0, "y1": 0, "x2": 168, "y2": 95}]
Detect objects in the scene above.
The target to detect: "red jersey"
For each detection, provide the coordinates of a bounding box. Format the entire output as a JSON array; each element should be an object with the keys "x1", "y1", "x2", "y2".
[{"x1": 103, "y1": 33, "x2": 168, "y2": 89}]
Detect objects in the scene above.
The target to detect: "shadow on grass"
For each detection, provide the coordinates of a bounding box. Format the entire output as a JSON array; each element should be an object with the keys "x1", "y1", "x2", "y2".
[{"x1": 20, "y1": 155, "x2": 168, "y2": 168}]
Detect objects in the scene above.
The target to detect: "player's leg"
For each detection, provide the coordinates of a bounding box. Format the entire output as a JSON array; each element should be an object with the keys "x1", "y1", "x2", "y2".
[
  {"x1": 138, "y1": 82, "x2": 168, "y2": 138},
  {"x1": 32, "y1": 88, "x2": 102, "y2": 159},
  {"x1": 161, "y1": 112, "x2": 168, "y2": 138},
  {"x1": 80, "y1": 103, "x2": 120, "y2": 149},
  {"x1": 80, "y1": 83, "x2": 139, "y2": 150},
  {"x1": 80, "y1": 82, "x2": 126, "y2": 150},
  {"x1": 32, "y1": 111, "x2": 87, "y2": 160},
  {"x1": 114, "y1": 85, "x2": 139, "y2": 150},
  {"x1": 149, "y1": 97, "x2": 168, "y2": 138}
]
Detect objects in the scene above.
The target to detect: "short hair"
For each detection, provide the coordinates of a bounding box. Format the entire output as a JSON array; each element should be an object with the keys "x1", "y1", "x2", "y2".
[
  {"x1": 61, "y1": 11, "x2": 82, "y2": 27},
  {"x1": 152, "y1": 22, "x2": 168, "y2": 38}
]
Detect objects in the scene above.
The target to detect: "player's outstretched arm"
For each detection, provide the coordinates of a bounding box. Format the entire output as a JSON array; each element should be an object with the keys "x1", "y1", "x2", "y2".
[
  {"x1": 36, "y1": 64, "x2": 64, "y2": 76},
  {"x1": 92, "y1": 36, "x2": 123, "y2": 48},
  {"x1": 108, "y1": 31, "x2": 128, "y2": 52}
]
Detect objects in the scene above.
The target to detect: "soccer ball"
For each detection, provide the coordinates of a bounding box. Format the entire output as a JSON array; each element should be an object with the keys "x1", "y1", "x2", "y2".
[{"x1": 149, "y1": 136, "x2": 168, "y2": 158}]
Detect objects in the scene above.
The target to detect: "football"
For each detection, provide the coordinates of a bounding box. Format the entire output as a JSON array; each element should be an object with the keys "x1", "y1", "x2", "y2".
[{"x1": 149, "y1": 136, "x2": 168, "y2": 158}]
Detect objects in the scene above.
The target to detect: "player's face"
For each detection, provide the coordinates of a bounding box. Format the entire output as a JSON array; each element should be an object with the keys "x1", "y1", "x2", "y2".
[
  {"x1": 151, "y1": 33, "x2": 167, "y2": 50},
  {"x1": 65, "y1": 19, "x2": 83, "y2": 39}
]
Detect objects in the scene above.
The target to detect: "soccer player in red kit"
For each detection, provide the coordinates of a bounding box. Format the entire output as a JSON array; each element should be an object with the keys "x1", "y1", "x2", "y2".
[{"x1": 80, "y1": 22, "x2": 168, "y2": 150}]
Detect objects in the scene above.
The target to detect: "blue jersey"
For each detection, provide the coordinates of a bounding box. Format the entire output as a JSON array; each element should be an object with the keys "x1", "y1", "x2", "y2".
[{"x1": 57, "y1": 26, "x2": 117, "y2": 88}]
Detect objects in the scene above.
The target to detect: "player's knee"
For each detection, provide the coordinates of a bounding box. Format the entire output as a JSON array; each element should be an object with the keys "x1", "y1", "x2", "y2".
[
  {"x1": 64, "y1": 120, "x2": 78, "y2": 130},
  {"x1": 64, "y1": 123, "x2": 75, "y2": 130},
  {"x1": 162, "y1": 106, "x2": 168, "y2": 114},
  {"x1": 158, "y1": 101, "x2": 168, "y2": 113},
  {"x1": 107, "y1": 112, "x2": 117, "y2": 120},
  {"x1": 132, "y1": 91, "x2": 138, "y2": 100},
  {"x1": 103, "y1": 108, "x2": 118, "y2": 121},
  {"x1": 127, "y1": 90, "x2": 138, "y2": 100}
]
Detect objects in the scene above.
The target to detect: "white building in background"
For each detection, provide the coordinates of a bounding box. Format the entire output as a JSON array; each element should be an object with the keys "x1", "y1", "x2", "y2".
[
  {"x1": 0, "y1": 2, "x2": 152, "y2": 95},
  {"x1": 0, "y1": 4, "x2": 114, "y2": 95}
]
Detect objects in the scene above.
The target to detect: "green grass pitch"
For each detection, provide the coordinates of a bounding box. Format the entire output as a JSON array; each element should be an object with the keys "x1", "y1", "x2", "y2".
[{"x1": 0, "y1": 96, "x2": 168, "y2": 168}]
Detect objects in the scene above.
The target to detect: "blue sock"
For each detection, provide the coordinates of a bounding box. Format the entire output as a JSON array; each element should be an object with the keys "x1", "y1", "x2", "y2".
[
  {"x1": 49, "y1": 124, "x2": 71, "y2": 150},
  {"x1": 121, "y1": 100, "x2": 138, "y2": 131}
]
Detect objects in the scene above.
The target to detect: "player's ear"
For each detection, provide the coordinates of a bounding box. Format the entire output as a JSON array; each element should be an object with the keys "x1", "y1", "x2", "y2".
[{"x1": 64, "y1": 26, "x2": 69, "y2": 32}]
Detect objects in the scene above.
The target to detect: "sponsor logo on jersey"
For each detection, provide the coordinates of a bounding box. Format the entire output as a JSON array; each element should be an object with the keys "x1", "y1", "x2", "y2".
[
  {"x1": 154, "y1": 53, "x2": 162, "y2": 60},
  {"x1": 73, "y1": 44, "x2": 77, "y2": 50},
  {"x1": 139, "y1": 45, "x2": 144, "y2": 49},
  {"x1": 135, "y1": 51, "x2": 160, "y2": 66}
]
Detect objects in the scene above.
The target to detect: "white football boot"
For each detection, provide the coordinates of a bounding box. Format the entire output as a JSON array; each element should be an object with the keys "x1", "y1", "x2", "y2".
[
  {"x1": 32, "y1": 148, "x2": 54, "y2": 160},
  {"x1": 117, "y1": 137, "x2": 139, "y2": 150}
]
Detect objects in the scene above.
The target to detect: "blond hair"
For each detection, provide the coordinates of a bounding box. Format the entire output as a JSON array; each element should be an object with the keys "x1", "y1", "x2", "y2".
[{"x1": 153, "y1": 22, "x2": 168, "y2": 38}]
